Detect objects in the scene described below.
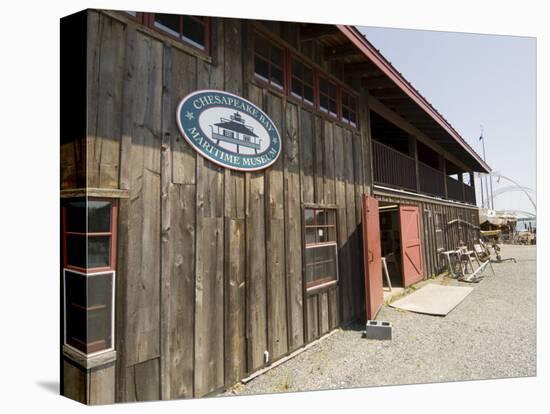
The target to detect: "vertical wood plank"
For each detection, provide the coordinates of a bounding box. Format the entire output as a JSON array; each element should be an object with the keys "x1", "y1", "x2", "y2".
[
  {"x1": 125, "y1": 32, "x2": 163, "y2": 368},
  {"x1": 245, "y1": 84, "x2": 268, "y2": 373},
  {"x1": 299, "y1": 109, "x2": 314, "y2": 204},
  {"x1": 306, "y1": 295, "x2": 319, "y2": 341},
  {"x1": 333, "y1": 125, "x2": 352, "y2": 322},
  {"x1": 223, "y1": 18, "x2": 247, "y2": 388},
  {"x1": 194, "y1": 18, "x2": 225, "y2": 397},
  {"x1": 265, "y1": 94, "x2": 289, "y2": 361},
  {"x1": 323, "y1": 120, "x2": 336, "y2": 204},
  {"x1": 313, "y1": 116, "x2": 325, "y2": 204},
  {"x1": 285, "y1": 102, "x2": 305, "y2": 351},
  {"x1": 171, "y1": 50, "x2": 197, "y2": 185},
  {"x1": 319, "y1": 291, "x2": 329, "y2": 334},
  {"x1": 88, "y1": 364, "x2": 116, "y2": 405},
  {"x1": 87, "y1": 13, "x2": 125, "y2": 189}
]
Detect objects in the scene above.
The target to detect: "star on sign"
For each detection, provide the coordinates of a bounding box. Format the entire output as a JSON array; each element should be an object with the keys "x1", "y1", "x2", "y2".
[{"x1": 185, "y1": 111, "x2": 194, "y2": 120}]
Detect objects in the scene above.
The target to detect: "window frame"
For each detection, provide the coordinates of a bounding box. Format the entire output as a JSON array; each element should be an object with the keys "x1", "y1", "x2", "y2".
[
  {"x1": 317, "y1": 74, "x2": 339, "y2": 119},
  {"x1": 303, "y1": 207, "x2": 339, "y2": 292},
  {"x1": 341, "y1": 87, "x2": 358, "y2": 127},
  {"x1": 250, "y1": 27, "x2": 360, "y2": 129},
  {"x1": 63, "y1": 268, "x2": 116, "y2": 358},
  {"x1": 62, "y1": 198, "x2": 118, "y2": 273},
  {"x1": 252, "y1": 30, "x2": 286, "y2": 92},
  {"x1": 122, "y1": 11, "x2": 211, "y2": 55},
  {"x1": 289, "y1": 55, "x2": 315, "y2": 107}
]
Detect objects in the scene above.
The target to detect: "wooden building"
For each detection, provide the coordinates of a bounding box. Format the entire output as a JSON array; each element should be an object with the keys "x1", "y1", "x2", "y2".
[{"x1": 60, "y1": 8, "x2": 491, "y2": 404}]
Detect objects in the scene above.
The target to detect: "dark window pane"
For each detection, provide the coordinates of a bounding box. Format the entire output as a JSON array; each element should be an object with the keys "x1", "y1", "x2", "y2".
[
  {"x1": 318, "y1": 227, "x2": 328, "y2": 243},
  {"x1": 304, "y1": 85, "x2": 314, "y2": 104},
  {"x1": 87, "y1": 201, "x2": 111, "y2": 233},
  {"x1": 304, "y1": 66, "x2": 313, "y2": 85},
  {"x1": 255, "y1": 34, "x2": 270, "y2": 58},
  {"x1": 271, "y1": 44, "x2": 283, "y2": 65},
  {"x1": 65, "y1": 271, "x2": 88, "y2": 353},
  {"x1": 327, "y1": 227, "x2": 336, "y2": 242},
  {"x1": 305, "y1": 244, "x2": 337, "y2": 287},
  {"x1": 66, "y1": 234, "x2": 86, "y2": 268},
  {"x1": 319, "y1": 95, "x2": 329, "y2": 112},
  {"x1": 305, "y1": 209, "x2": 315, "y2": 225},
  {"x1": 306, "y1": 228, "x2": 316, "y2": 244},
  {"x1": 329, "y1": 99, "x2": 337, "y2": 116},
  {"x1": 342, "y1": 107, "x2": 350, "y2": 122},
  {"x1": 64, "y1": 271, "x2": 114, "y2": 354},
  {"x1": 327, "y1": 210, "x2": 336, "y2": 225},
  {"x1": 350, "y1": 111, "x2": 357, "y2": 126},
  {"x1": 254, "y1": 56, "x2": 269, "y2": 80},
  {"x1": 87, "y1": 273, "x2": 113, "y2": 348},
  {"x1": 88, "y1": 236, "x2": 111, "y2": 268},
  {"x1": 66, "y1": 199, "x2": 86, "y2": 233},
  {"x1": 271, "y1": 66, "x2": 283, "y2": 88},
  {"x1": 181, "y1": 15, "x2": 205, "y2": 49},
  {"x1": 319, "y1": 78, "x2": 329, "y2": 94},
  {"x1": 328, "y1": 82, "x2": 337, "y2": 98},
  {"x1": 154, "y1": 13, "x2": 180, "y2": 38},
  {"x1": 316, "y1": 210, "x2": 327, "y2": 225},
  {"x1": 292, "y1": 59, "x2": 303, "y2": 78},
  {"x1": 291, "y1": 77, "x2": 302, "y2": 97}
]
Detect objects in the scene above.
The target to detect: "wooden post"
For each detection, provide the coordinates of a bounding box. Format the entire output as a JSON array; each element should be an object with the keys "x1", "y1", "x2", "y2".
[
  {"x1": 469, "y1": 172, "x2": 476, "y2": 205},
  {"x1": 408, "y1": 135, "x2": 420, "y2": 192},
  {"x1": 460, "y1": 172, "x2": 466, "y2": 202}
]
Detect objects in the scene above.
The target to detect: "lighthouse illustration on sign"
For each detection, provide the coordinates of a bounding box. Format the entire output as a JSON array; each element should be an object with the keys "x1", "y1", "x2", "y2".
[{"x1": 209, "y1": 111, "x2": 262, "y2": 154}]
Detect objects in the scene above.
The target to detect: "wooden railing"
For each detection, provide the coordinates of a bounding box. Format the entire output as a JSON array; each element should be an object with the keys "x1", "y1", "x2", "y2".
[
  {"x1": 372, "y1": 140, "x2": 417, "y2": 191},
  {"x1": 418, "y1": 161, "x2": 445, "y2": 198},
  {"x1": 464, "y1": 183, "x2": 476, "y2": 204},
  {"x1": 373, "y1": 140, "x2": 477, "y2": 205},
  {"x1": 446, "y1": 176, "x2": 464, "y2": 202}
]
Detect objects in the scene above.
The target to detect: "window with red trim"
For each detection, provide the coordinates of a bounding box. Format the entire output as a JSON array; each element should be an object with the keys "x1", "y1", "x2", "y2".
[
  {"x1": 304, "y1": 208, "x2": 339, "y2": 291},
  {"x1": 122, "y1": 11, "x2": 209, "y2": 53},
  {"x1": 341, "y1": 89, "x2": 357, "y2": 127},
  {"x1": 318, "y1": 76, "x2": 338, "y2": 118},
  {"x1": 253, "y1": 32, "x2": 284, "y2": 90},
  {"x1": 62, "y1": 198, "x2": 117, "y2": 356},
  {"x1": 290, "y1": 57, "x2": 314, "y2": 106}
]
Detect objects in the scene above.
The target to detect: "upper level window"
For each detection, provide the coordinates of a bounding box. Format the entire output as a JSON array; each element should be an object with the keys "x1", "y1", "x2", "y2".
[
  {"x1": 318, "y1": 76, "x2": 338, "y2": 118},
  {"x1": 304, "y1": 208, "x2": 338, "y2": 291},
  {"x1": 290, "y1": 58, "x2": 314, "y2": 106},
  {"x1": 341, "y1": 90, "x2": 357, "y2": 127},
  {"x1": 153, "y1": 13, "x2": 208, "y2": 51},
  {"x1": 253, "y1": 33, "x2": 284, "y2": 90}
]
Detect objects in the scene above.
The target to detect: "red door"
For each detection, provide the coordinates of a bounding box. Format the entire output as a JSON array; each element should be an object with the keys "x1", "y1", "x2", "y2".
[
  {"x1": 399, "y1": 205, "x2": 424, "y2": 286},
  {"x1": 362, "y1": 194, "x2": 383, "y2": 320}
]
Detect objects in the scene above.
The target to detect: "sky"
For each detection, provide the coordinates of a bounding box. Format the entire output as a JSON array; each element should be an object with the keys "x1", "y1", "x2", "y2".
[{"x1": 358, "y1": 26, "x2": 537, "y2": 217}]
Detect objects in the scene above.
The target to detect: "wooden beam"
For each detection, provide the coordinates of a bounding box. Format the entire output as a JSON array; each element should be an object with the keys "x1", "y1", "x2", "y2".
[
  {"x1": 370, "y1": 88, "x2": 407, "y2": 99},
  {"x1": 300, "y1": 24, "x2": 337, "y2": 41},
  {"x1": 365, "y1": 77, "x2": 396, "y2": 90},
  {"x1": 343, "y1": 61, "x2": 380, "y2": 76},
  {"x1": 324, "y1": 43, "x2": 363, "y2": 60}
]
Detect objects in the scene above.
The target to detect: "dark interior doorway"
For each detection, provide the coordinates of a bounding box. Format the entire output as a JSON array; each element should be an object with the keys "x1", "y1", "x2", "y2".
[{"x1": 378, "y1": 202, "x2": 404, "y2": 288}]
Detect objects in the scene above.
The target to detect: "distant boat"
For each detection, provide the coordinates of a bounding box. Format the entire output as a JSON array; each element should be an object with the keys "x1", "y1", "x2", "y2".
[{"x1": 209, "y1": 112, "x2": 262, "y2": 154}]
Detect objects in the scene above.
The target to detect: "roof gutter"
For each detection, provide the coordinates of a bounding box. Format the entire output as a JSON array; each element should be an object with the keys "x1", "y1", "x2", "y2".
[{"x1": 336, "y1": 25, "x2": 491, "y2": 173}]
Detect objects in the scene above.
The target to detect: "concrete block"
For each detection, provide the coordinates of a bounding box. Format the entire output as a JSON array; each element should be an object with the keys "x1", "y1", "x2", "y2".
[{"x1": 364, "y1": 320, "x2": 392, "y2": 340}]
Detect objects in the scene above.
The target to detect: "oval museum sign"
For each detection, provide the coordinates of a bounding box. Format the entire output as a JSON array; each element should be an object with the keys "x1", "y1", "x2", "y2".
[{"x1": 176, "y1": 89, "x2": 282, "y2": 171}]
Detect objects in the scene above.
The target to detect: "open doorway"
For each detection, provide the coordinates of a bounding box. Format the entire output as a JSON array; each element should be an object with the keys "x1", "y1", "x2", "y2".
[
  {"x1": 379, "y1": 203, "x2": 404, "y2": 288},
  {"x1": 378, "y1": 202, "x2": 424, "y2": 290}
]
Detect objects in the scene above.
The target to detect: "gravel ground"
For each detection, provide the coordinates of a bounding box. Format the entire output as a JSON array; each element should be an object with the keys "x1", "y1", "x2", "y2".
[{"x1": 224, "y1": 244, "x2": 536, "y2": 396}]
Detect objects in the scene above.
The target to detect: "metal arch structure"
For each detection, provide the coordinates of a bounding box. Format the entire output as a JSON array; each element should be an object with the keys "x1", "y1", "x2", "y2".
[
  {"x1": 485, "y1": 171, "x2": 537, "y2": 212},
  {"x1": 492, "y1": 185, "x2": 536, "y2": 198}
]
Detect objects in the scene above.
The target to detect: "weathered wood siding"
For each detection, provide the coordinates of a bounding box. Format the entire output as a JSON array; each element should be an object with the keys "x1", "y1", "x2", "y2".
[{"x1": 83, "y1": 11, "x2": 369, "y2": 401}]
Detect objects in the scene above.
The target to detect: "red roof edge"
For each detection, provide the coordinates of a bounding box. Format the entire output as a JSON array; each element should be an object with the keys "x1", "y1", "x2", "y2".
[{"x1": 337, "y1": 25, "x2": 491, "y2": 173}]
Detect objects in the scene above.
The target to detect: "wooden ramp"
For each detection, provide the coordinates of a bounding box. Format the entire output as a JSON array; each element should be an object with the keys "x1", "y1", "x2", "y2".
[{"x1": 390, "y1": 283, "x2": 473, "y2": 316}]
